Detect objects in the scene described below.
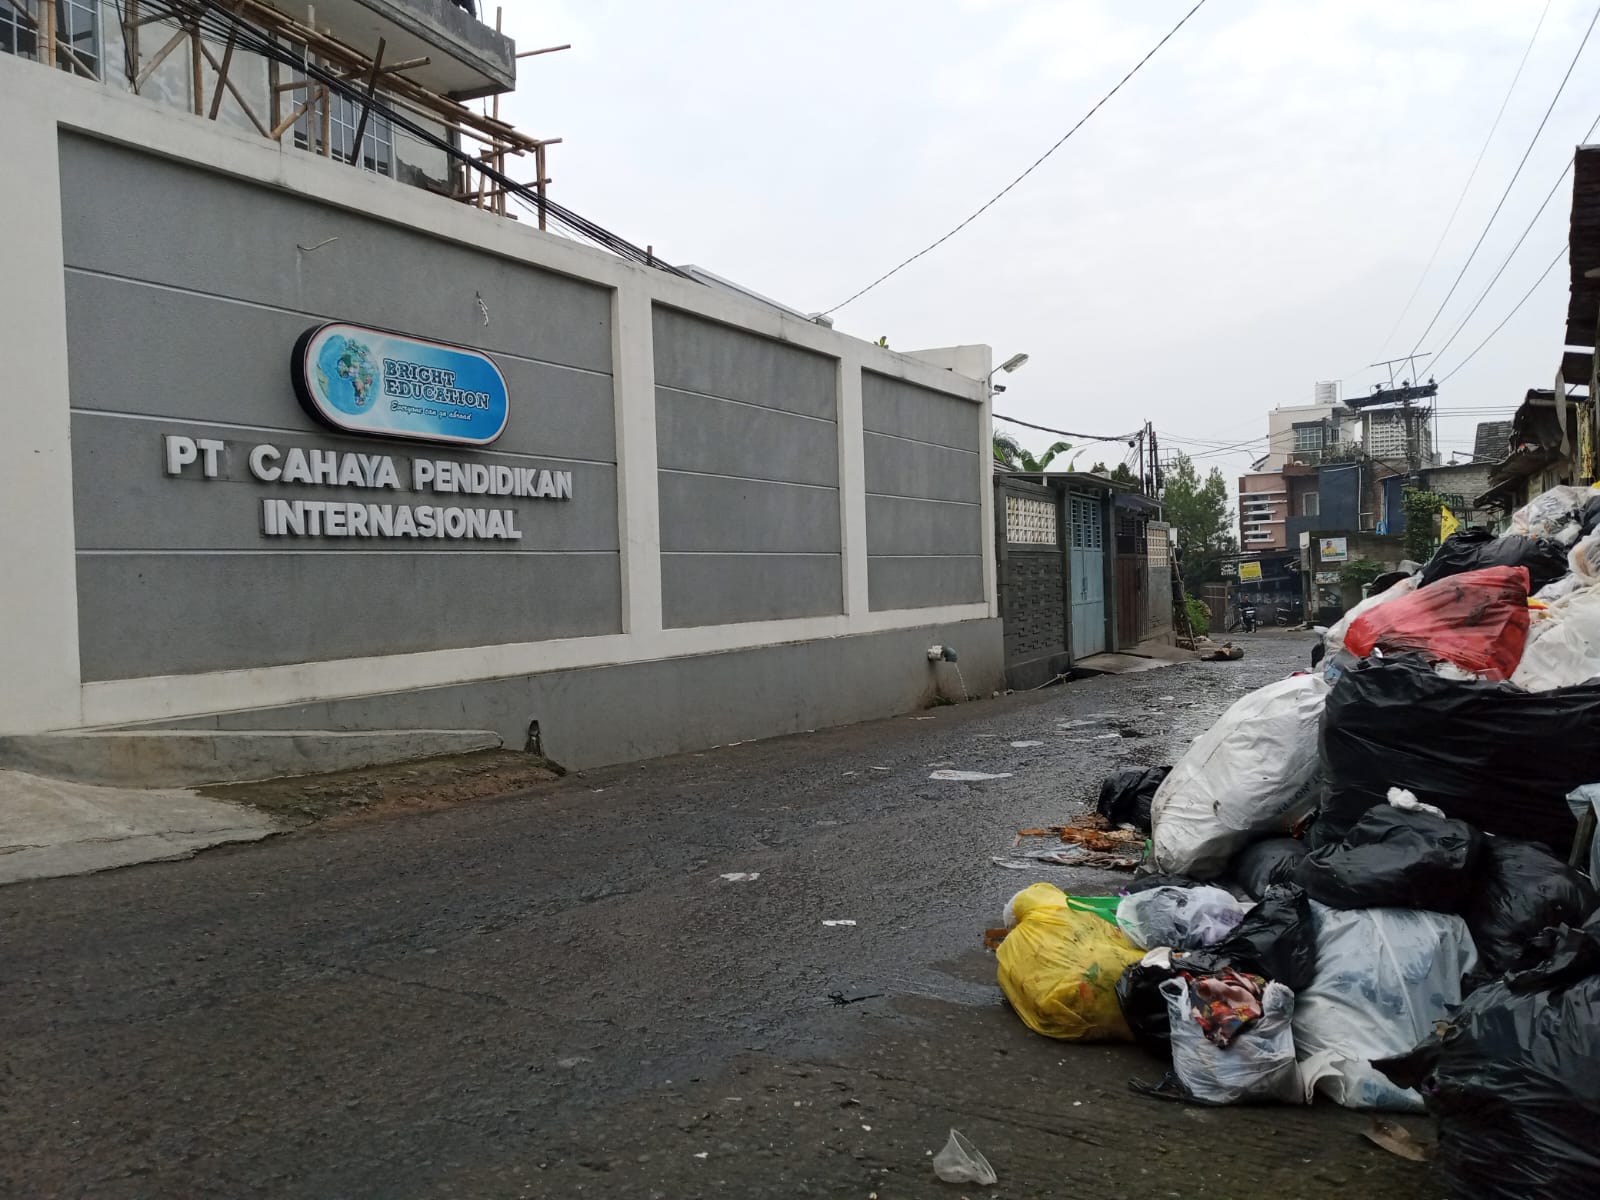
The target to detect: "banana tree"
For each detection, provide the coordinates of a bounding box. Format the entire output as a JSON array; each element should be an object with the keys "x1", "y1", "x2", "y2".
[{"x1": 992, "y1": 433, "x2": 1073, "y2": 472}]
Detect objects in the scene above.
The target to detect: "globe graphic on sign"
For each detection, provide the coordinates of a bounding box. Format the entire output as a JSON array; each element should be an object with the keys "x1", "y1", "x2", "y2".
[{"x1": 315, "y1": 334, "x2": 378, "y2": 414}]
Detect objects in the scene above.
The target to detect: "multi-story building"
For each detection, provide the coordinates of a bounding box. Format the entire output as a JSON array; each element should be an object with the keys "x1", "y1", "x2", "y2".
[{"x1": 1363, "y1": 408, "x2": 1435, "y2": 466}]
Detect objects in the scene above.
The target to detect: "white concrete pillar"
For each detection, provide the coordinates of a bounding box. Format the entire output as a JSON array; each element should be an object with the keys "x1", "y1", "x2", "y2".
[
  {"x1": 611, "y1": 277, "x2": 663, "y2": 635},
  {"x1": 0, "y1": 73, "x2": 82, "y2": 732},
  {"x1": 837, "y1": 350, "x2": 870, "y2": 618}
]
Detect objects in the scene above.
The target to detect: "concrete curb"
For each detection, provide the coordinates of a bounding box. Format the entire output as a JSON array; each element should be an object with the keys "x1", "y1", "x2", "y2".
[{"x1": 0, "y1": 729, "x2": 502, "y2": 788}]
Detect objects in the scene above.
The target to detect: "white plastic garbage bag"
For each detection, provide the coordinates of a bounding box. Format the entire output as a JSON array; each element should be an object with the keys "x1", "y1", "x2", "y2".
[
  {"x1": 1162, "y1": 977, "x2": 1304, "y2": 1105},
  {"x1": 1115, "y1": 885, "x2": 1247, "y2": 950},
  {"x1": 1150, "y1": 673, "x2": 1329, "y2": 878},
  {"x1": 1572, "y1": 528, "x2": 1600, "y2": 581},
  {"x1": 1512, "y1": 581, "x2": 1600, "y2": 691},
  {"x1": 1535, "y1": 575, "x2": 1587, "y2": 604},
  {"x1": 1567, "y1": 784, "x2": 1600, "y2": 883},
  {"x1": 1511, "y1": 484, "x2": 1595, "y2": 541},
  {"x1": 1293, "y1": 901, "x2": 1478, "y2": 1111}
]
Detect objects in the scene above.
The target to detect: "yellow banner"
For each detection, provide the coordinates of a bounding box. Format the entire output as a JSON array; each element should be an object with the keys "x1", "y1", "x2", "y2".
[
  {"x1": 1440, "y1": 505, "x2": 1459, "y2": 542},
  {"x1": 1239, "y1": 561, "x2": 1262, "y2": 582}
]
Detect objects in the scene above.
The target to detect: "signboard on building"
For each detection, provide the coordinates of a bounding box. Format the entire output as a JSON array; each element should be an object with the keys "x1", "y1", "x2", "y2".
[
  {"x1": 1238, "y1": 561, "x2": 1263, "y2": 582},
  {"x1": 1315, "y1": 570, "x2": 1340, "y2": 584},
  {"x1": 293, "y1": 323, "x2": 509, "y2": 447},
  {"x1": 1318, "y1": 536, "x2": 1349, "y2": 562},
  {"x1": 1221, "y1": 560, "x2": 1238, "y2": 577}
]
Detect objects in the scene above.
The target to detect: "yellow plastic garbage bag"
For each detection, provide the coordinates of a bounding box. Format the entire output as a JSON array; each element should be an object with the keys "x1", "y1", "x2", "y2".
[{"x1": 996, "y1": 882, "x2": 1143, "y2": 1041}]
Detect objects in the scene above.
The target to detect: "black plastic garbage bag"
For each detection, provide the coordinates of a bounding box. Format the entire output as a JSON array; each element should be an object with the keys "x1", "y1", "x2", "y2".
[
  {"x1": 1231, "y1": 838, "x2": 1309, "y2": 900},
  {"x1": 1465, "y1": 837, "x2": 1598, "y2": 983},
  {"x1": 1115, "y1": 959, "x2": 1176, "y2": 1057},
  {"x1": 1294, "y1": 806, "x2": 1482, "y2": 912},
  {"x1": 1374, "y1": 920, "x2": 1600, "y2": 1200},
  {"x1": 1582, "y1": 494, "x2": 1600, "y2": 537},
  {"x1": 1116, "y1": 885, "x2": 1320, "y2": 1055},
  {"x1": 1418, "y1": 528, "x2": 1569, "y2": 591},
  {"x1": 1096, "y1": 766, "x2": 1170, "y2": 832},
  {"x1": 1177, "y1": 885, "x2": 1318, "y2": 992},
  {"x1": 1318, "y1": 656, "x2": 1593, "y2": 853},
  {"x1": 1122, "y1": 872, "x2": 1206, "y2": 894}
]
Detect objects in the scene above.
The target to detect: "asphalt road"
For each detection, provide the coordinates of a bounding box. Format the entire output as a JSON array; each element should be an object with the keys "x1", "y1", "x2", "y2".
[{"x1": 0, "y1": 631, "x2": 1437, "y2": 1199}]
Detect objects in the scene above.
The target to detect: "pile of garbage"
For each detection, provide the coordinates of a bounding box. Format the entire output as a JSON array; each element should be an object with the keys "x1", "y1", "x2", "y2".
[{"x1": 991, "y1": 485, "x2": 1600, "y2": 1198}]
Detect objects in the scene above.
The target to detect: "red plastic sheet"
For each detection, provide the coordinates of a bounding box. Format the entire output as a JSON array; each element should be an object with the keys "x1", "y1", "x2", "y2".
[{"x1": 1345, "y1": 565, "x2": 1530, "y2": 681}]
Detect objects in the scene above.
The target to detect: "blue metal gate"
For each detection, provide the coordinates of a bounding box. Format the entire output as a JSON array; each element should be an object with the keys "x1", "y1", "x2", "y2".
[{"x1": 1070, "y1": 493, "x2": 1106, "y2": 657}]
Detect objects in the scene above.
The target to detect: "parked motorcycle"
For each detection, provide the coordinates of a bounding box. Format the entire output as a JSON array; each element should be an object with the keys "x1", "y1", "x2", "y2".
[{"x1": 1241, "y1": 605, "x2": 1258, "y2": 633}]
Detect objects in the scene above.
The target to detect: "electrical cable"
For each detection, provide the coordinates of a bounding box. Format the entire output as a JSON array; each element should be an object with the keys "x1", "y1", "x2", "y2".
[
  {"x1": 1404, "y1": 0, "x2": 1600, "y2": 359},
  {"x1": 1436, "y1": 242, "x2": 1568, "y2": 383},
  {"x1": 1376, "y1": 0, "x2": 1551, "y2": 352},
  {"x1": 992, "y1": 413, "x2": 1142, "y2": 442},
  {"x1": 818, "y1": 0, "x2": 1212, "y2": 315}
]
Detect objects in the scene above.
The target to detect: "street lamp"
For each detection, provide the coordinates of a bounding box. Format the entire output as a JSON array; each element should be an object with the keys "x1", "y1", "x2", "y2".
[{"x1": 987, "y1": 352, "x2": 1029, "y2": 393}]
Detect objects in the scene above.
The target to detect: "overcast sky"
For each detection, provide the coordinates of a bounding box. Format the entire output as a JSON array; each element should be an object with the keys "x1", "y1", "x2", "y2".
[{"x1": 499, "y1": 0, "x2": 1596, "y2": 487}]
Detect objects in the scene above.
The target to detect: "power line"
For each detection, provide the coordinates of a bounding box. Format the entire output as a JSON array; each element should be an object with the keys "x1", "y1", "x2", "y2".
[
  {"x1": 819, "y1": 0, "x2": 1212, "y2": 315},
  {"x1": 1378, "y1": 0, "x2": 1552, "y2": 353},
  {"x1": 993, "y1": 413, "x2": 1142, "y2": 442},
  {"x1": 1437, "y1": 242, "x2": 1568, "y2": 383},
  {"x1": 1404, "y1": 0, "x2": 1600, "y2": 358}
]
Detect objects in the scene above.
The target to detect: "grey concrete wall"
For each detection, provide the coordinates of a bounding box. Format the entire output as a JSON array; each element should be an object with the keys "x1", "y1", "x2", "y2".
[
  {"x1": 861, "y1": 371, "x2": 983, "y2": 610},
  {"x1": 154, "y1": 618, "x2": 1005, "y2": 770},
  {"x1": 60, "y1": 135, "x2": 621, "y2": 680},
  {"x1": 653, "y1": 306, "x2": 843, "y2": 627}
]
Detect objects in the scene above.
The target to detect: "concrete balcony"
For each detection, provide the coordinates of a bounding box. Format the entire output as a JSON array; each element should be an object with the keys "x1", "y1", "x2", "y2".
[{"x1": 291, "y1": 0, "x2": 515, "y2": 99}]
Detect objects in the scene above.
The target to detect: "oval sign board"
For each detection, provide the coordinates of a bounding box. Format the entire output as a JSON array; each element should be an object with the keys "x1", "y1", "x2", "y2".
[{"x1": 292, "y1": 323, "x2": 509, "y2": 447}]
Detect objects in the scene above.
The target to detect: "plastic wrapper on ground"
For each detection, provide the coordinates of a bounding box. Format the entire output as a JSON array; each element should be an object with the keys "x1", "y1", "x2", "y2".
[
  {"x1": 1150, "y1": 673, "x2": 1329, "y2": 878},
  {"x1": 1292, "y1": 901, "x2": 1477, "y2": 1111},
  {"x1": 995, "y1": 882, "x2": 1143, "y2": 1041}
]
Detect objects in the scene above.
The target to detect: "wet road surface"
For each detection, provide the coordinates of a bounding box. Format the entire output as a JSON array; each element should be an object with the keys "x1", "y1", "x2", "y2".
[{"x1": 0, "y1": 631, "x2": 1437, "y2": 1198}]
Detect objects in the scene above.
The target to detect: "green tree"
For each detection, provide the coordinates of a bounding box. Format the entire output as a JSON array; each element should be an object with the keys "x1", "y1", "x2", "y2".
[
  {"x1": 1401, "y1": 488, "x2": 1445, "y2": 562},
  {"x1": 1110, "y1": 463, "x2": 1138, "y2": 486},
  {"x1": 992, "y1": 432, "x2": 1073, "y2": 472},
  {"x1": 1163, "y1": 452, "x2": 1236, "y2": 594}
]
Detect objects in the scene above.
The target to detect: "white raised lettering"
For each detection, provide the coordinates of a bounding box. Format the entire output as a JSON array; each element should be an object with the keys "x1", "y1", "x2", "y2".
[
  {"x1": 337, "y1": 455, "x2": 363, "y2": 487},
  {"x1": 393, "y1": 505, "x2": 417, "y2": 536},
  {"x1": 464, "y1": 508, "x2": 488, "y2": 538},
  {"x1": 197, "y1": 438, "x2": 224, "y2": 479},
  {"x1": 164, "y1": 435, "x2": 198, "y2": 476},
  {"x1": 310, "y1": 449, "x2": 338, "y2": 485},
  {"x1": 467, "y1": 463, "x2": 489, "y2": 494},
  {"x1": 369, "y1": 504, "x2": 393, "y2": 536},
  {"x1": 280, "y1": 500, "x2": 307, "y2": 536},
  {"x1": 282, "y1": 447, "x2": 313, "y2": 485},
  {"x1": 249, "y1": 444, "x2": 282, "y2": 482},
  {"x1": 303, "y1": 501, "x2": 325, "y2": 535},
  {"x1": 555, "y1": 470, "x2": 573, "y2": 500},
  {"x1": 347, "y1": 504, "x2": 370, "y2": 536},
  {"x1": 536, "y1": 469, "x2": 555, "y2": 498},
  {"x1": 443, "y1": 507, "x2": 468, "y2": 538},
  {"x1": 486, "y1": 509, "x2": 507, "y2": 538},
  {"x1": 412, "y1": 458, "x2": 435, "y2": 490},
  {"x1": 325, "y1": 503, "x2": 348, "y2": 536},
  {"x1": 416, "y1": 505, "x2": 438, "y2": 537},
  {"x1": 491, "y1": 465, "x2": 513, "y2": 494},
  {"x1": 262, "y1": 498, "x2": 280, "y2": 535},
  {"x1": 504, "y1": 510, "x2": 522, "y2": 540},
  {"x1": 373, "y1": 456, "x2": 400, "y2": 490}
]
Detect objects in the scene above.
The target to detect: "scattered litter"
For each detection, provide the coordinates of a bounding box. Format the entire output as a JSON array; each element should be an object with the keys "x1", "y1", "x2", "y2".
[
  {"x1": 1016, "y1": 819, "x2": 1142, "y2": 853},
  {"x1": 909, "y1": 715, "x2": 937, "y2": 721},
  {"x1": 692, "y1": 1152, "x2": 708, "y2": 1160},
  {"x1": 1093, "y1": 732, "x2": 1122, "y2": 740},
  {"x1": 822, "y1": 919, "x2": 857, "y2": 927},
  {"x1": 870, "y1": 765, "x2": 890, "y2": 771},
  {"x1": 827, "y1": 991, "x2": 884, "y2": 1006},
  {"x1": 930, "y1": 769, "x2": 1013, "y2": 781},
  {"x1": 1159, "y1": 695, "x2": 1174, "y2": 701},
  {"x1": 1362, "y1": 1118, "x2": 1434, "y2": 1162},
  {"x1": 1010, "y1": 740, "x2": 1044, "y2": 748},
  {"x1": 861, "y1": 1124, "x2": 872, "y2": 1132},
  {"x1": 931, "y1": 1129, "x2": 996, "y2": 1186},
  {"x1": 719, "y1": 872, "x2": 761, "y2": 882},
  {"x1": 1059, "y1": 715, "x2": 1113, "y2": 729},
  {"x1": 842, "y1": 771, "x2": 858, "y2": 776},
  {"x1": 992, "y1": 849, "x2": 1141, "y2": 871}
]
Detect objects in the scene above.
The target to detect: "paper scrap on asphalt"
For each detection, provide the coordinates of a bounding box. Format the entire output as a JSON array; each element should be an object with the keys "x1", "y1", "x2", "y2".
[
  {"x1": 1010, "y1": 740, "x2": 1043, "y2": 748},
  {"x1": 821, "y1": 919, "x2": 857, "y2": 927},
  {"x1": 929, "y1": 770, "x2": 1014, "y2": 781},
  {"x1": 720, "y1": 872, "x2": 760, "y2": 882}
]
